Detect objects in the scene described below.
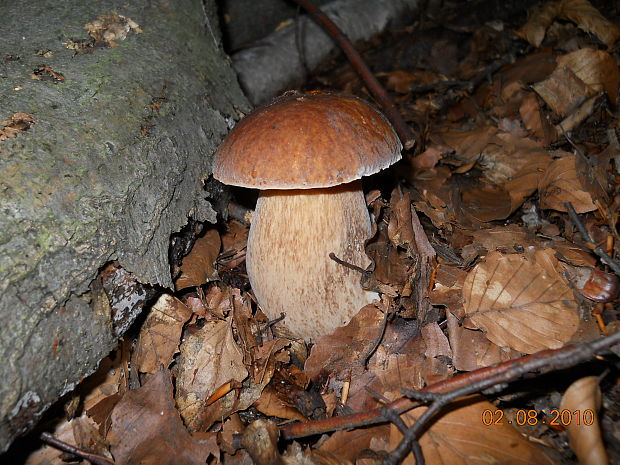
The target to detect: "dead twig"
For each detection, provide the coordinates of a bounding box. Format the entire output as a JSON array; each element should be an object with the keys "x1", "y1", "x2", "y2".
[
  {"x1": 565, "y1": 201, "x2": 620, "y2": 276},
  {"x1": 290, "y1": 0, "x2": 416, "y2": 150},
  {"x1": 281, "y1": 329, "x2": 620, "y2": 449},
  {"x1": 40, "y1": 432, "x2": 115, "y2": 465}
]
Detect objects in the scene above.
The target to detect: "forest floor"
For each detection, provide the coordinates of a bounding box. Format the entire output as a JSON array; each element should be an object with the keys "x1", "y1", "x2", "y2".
[{"x1": 6, "y1": 0, "x2": 620, "y2": 464}]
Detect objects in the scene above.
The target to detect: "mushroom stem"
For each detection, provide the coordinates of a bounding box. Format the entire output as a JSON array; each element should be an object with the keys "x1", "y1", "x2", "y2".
[{"x1": 246, "y1": 179, "x2": 378, "y2": 340}]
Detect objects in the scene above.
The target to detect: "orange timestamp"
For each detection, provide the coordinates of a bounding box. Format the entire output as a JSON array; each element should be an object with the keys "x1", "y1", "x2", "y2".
[{"x1": 482, "y1": 409, "x2": 595, "y2": 426}]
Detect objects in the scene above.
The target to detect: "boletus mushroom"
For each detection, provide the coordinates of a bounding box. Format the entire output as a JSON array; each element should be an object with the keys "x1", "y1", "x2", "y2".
[{"x1": 213, "y1": 92, "x2": 402, "y2": 340}]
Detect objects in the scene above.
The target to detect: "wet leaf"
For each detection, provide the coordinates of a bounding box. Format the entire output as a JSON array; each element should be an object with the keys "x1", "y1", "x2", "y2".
[
  {"x1": 463, "y1": 250, "x2": 579, "y2": 353},
  {"x1": 559, "y1": 376, "x2": 608, "y2": 465}
]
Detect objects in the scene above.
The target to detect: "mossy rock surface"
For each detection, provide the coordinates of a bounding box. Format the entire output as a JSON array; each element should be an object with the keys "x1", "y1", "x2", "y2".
[{"x1": 0, "y1": 0, "x2": 249, "y2": 451}]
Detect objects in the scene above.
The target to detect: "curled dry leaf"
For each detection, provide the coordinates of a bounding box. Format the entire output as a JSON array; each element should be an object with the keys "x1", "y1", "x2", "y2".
[
  {"x1": 515, "y1": 0, "x2": 620, "y2": 49},
  {"x1": 559, "y1": 376, "x2": 608, "y2": 465},
  {"x1": 515, "y1": 2, "x2": 561, "y2": 47},
  {"x1": 560, "y1": 0, "x2": 620, "y2": 49},
  {"x1": 463, "y1": 250, "x2": 580, "y2": 353},
  {"x1": 135, "y1": 294, "x2": 192, "y2": 373},
  {"x1": 388, "y1": 396, "x2": 557, "y2": 465},
  {"x1": 538, "y1": 155, "x2": 597, "y2": 213}
]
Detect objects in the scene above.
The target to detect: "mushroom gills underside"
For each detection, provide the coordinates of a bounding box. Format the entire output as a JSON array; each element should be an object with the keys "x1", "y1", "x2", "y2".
[{"x1": 246, "y1": 180, "x2": 378, "y2": 340}]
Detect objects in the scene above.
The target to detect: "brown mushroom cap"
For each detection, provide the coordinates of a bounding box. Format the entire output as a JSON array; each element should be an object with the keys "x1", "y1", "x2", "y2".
[{"x1": 213, "y1": 92, "x2": 402, "y2": 189}]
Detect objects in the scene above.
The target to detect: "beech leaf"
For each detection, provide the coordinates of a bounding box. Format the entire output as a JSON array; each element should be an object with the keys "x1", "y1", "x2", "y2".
[{"x1": 463, "y1": 251, "x2": 579, "y2": 353}]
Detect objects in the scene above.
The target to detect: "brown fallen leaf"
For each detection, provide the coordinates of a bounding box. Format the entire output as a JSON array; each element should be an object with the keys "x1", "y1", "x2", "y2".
[
  {"x1": 515, "y1": 2, "x2": 561, "y2": 47},
  {"x1": 538, "y1": 155, "x2": 597, "y2": 213},
  {"x1": 462, "y1": 250, "x2": 580, "y2": 353},
  {"x1": 460, "y1": 184, "x2": 513, "y2": 222},
  {"x1": 81, "y1": 340, "x2": 130, "y2": 430},
  {"x1": 134, "y1": 294, "x2": 193, "y2": 373},
  {"x1": 107, "y1": 370, "x2": 210, "y2": 465},
  {"x1": 532, "y1": 65, "x2": 594, "y2": 118},
  {"x1": 560, "y1": 0, "x2": 620, "y2": 48},
  {"x1": 175, "y1": 229, "x2": 221, "y2": 290},
  {"x1": 519, "y1": 92, "x2": 557, "y2": 143},
  {"x1": 556, "y1": 48, "x2": 620, "y2": 106},
  {"x1": 242, "y1": 419, "x2": 352, "y2": 465},
  {"x1": 0, "y1": 112, "x2": 35, "y2": 141},
  {"x1": 254, "y1": 385, "x2": 307, "y2": 423},
  {"x1": 25, "y1": 415, "x2": 111, "y2": 465},
  {"x1": 387, "y1": 396, "x2": 557, "y2": 465},
  {"x1": 85, "y1": 12, "x2": 143, "y2": 47},
  {"x1": 176, "y1": 315, "x2": 248, "y2": 430},
  {"x1": 447, "y1": 312, "x2": 521, "y2": 371},
  {"x1": 515, "y1": 0, "x2": 620, "y2": 49},
  {"x1": 304, "y1": 304, "x2": 385, "y2": 381},
  {"x1": 560, "y1": 376, "x2": 608, "y2": 465}
]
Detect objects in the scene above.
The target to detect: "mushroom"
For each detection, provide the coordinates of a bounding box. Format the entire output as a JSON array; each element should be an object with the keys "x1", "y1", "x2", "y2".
[{"x1": 213, "y1": 92, "x2": 402, "y2": 340}]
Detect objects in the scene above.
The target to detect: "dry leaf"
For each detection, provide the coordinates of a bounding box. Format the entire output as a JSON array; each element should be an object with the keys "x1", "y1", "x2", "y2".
[
  {"x1": 438, "y1": 126, "x2": 497, "y2": 165},
  {"x1": 81, "y1": 341, "x2": 130, "y2": 430},
  {"x1": 319, "y1": 426, "x2": 391, "y2": 463},
  {"x1": 176, "y1": 316, "x2": 248, "y2": 430},
  {"x1": 175, "y1": 229, "x2": 221, "y2": 290},
  {"x1": 538, "y1": 155, "x2": 597, "y2": 213},
  {"x1": 254, "y1": 385, "x2": 307, "y2": 423},
  {"x1": 463, "y1": 250, "x2": 580, "y2": 353},
  {"x1": 447, "y1": 312, "x2": 521, "y2": 370},
  {"x1": 556, "y1": 48, "x2": 619, "y2": 105},
  {"x1": 24, "y1": 415, "x2": 109, "y2": 465},
  {"x1": 460, "y1": 184, "x2": 513, "y2": 222},
  {"x1": 519, "y1": 93, "x2": 556, "y2": 143},
  {"x1": 532, "y1": 65, "x2": 594, "y2": 118},
  {"x1": 108, "y1": 370, "x2": 210, "y2": 465},
  {"x1": 388, "y1": 396, "x2": 557, "y2": 465},
  {"x1": 304, "y1": 304, "x2": 385, "y2": 381},
  {"x1": 515, "y1": 0, "x2": 620, "y2": 49},
  {"x1": 515, "y1": 2, "x2": 561, "y2": 47},
  {"x1": 560, "y1": 376, "x2": 608, "y2": 465},
  {"x1": 560, "y1": 0, "x2": 620, "y2": 48},
  {"x1": 220, "y1": 219, "x2": 249, "y2": 269},
  {"x1": 135, "y1": 294, "x2": 192, "y2": 373},
  {"x1": 85, "y1": 12, "x2": 143, "y2": 47},
  {"x1": 0, "y1": 112, "x2": 35, "y2": 141}
]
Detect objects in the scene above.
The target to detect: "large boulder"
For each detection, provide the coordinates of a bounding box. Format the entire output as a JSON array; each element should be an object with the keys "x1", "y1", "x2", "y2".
[{"x1": 0, "y1": 0, "x2": 249, "y2": 451}]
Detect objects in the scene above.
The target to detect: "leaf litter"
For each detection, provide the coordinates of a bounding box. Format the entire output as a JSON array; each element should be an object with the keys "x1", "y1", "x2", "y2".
[{"x1": 19, "y1": 1, "x2": 620, "y2": 464}]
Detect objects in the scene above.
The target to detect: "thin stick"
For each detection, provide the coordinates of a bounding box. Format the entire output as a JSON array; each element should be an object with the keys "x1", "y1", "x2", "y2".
[
  {"x1": 290, "y1": 0, "x2": 415, "y2": 150},
  {"x1": 565, "y1": 202, "x2": 620, "y2": 276},
  {"x1": 40, "y1": 432, "x2": 115, "y2": 465}
]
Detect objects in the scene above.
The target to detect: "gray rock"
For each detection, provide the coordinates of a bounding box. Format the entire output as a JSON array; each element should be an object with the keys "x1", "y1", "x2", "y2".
[{"x1": 0, "y1": 0, "x2": 249, "y2": 451}]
